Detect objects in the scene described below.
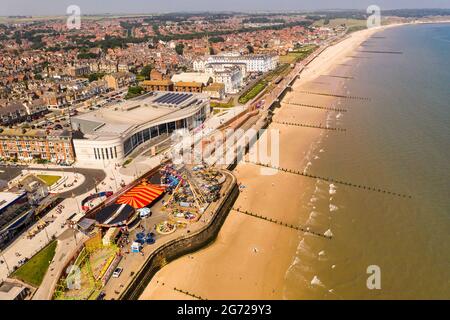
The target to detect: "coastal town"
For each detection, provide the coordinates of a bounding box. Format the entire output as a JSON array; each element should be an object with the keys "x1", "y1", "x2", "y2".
[{"x1": 0, "y1": 8, "x2": 449, "y2": 301}]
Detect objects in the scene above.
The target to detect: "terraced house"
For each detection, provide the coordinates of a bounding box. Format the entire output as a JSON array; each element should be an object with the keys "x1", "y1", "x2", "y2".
[{"x1": 0, "y1": 99, "x2": 48, "y2": 125}]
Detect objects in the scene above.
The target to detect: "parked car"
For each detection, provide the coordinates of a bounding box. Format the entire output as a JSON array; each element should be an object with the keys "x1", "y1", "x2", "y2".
[
  {"x1": 96, "y1": 291, "x2": 106, "y2": 300},
  {"x1": 138, "y1": 208, "x2": 152, "y2": 218},
  {"x1": 112, "y1": 267, "x2": 123, "y2": 278}
]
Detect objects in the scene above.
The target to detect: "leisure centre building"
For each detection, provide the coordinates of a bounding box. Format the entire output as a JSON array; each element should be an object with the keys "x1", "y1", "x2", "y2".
[{"x1": 71, "y1": 91, "x2": 210, "y2": 167}]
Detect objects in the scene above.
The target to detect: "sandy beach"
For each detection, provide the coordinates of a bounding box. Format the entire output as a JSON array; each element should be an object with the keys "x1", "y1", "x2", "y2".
[{"x1": 140, "y1": 25, "x2": 390, "y2": 300}]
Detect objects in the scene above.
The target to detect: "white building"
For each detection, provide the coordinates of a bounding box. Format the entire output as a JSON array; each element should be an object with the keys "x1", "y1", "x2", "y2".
[
  {"x1": 197, "y1": 53, "x2": 278, "y2": 73},
  {"x1": 212, "y1": 67, "x2": 243, "y2": 94},
  {"x1": 71, "y1": 92, "x2": 210, "y2": 167},
  {"x1": 193, "y1": 56, "x2": 209, "y2": 72},
  {"x1": 205, "y1": 62, "x2": 247, "y2": 78}
]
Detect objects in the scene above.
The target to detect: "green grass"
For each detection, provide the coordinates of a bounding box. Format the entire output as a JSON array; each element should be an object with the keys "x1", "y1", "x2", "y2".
[
  {"x1": 210, "y1": 99, "x2": 235, "y2": 109},
  {"x1": 37, "y1": 175, "x2": 61, "y2": 186},
  {"x1": 122, "y1": 158, "x2": 133, "y2": 167},
  {"x1": 238, "y1": 80, "x2": 268, "y2": 104},
  {"x1": 279, "y1": 45, "x2": 318, "y2": 64},
  {"x1": 12, "y1": 241, "x2": 58, "y2": 287}
]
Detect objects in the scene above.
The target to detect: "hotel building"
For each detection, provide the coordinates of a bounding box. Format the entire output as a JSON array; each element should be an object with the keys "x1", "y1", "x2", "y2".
[{"x1": 194, "y1": 53, "x2": 278, "y2": 73}]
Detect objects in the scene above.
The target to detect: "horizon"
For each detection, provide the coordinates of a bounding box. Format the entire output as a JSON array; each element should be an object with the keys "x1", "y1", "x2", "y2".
[{"x1": 1, "y1": 0, "x2": 450, "y2": 17}]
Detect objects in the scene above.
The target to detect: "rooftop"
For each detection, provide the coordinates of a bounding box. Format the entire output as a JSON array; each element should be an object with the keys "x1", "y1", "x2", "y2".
[
  {"x1": 171, "y1": 72, "x2": 212, "y2": 86},
  {"x1": 0, "y1": 191, "x2": 26, "y2": 212},
  {"x1": 72, "y1": 91, "x2": 209, "y2": 139},
  {"x1": 0, "y1": 128, "x2": 71, "y2": 138}
]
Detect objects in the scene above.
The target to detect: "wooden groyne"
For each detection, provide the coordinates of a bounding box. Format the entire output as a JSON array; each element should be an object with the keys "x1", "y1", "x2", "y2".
[
  {"x1": 173, "y1": 287, "x2": 207, "y2": 300},
  {"x1": 324, "y1": 75, "x2": 355, "y2": 80},
  {"x1": 285, "y1": 101, "x2": 347, "y2": 113},
  {"x1": 246, "y1": 161, "x2": 412, "y2": 199},
  {"x1": 233, "y1": 207, "x2": 332, "y2": 240},
  {"x1": 298, "y1": 90, "x2": 371, "y2": 101},
  {"x1": 358, "y1": 50, "x2": 403, "y2": 54},
  {"x1": 273, "y1": 121, "x2": 347, "y2": 132},
  {"x1": 347, "y1": 56, "x2": 372, "y2": 59}
]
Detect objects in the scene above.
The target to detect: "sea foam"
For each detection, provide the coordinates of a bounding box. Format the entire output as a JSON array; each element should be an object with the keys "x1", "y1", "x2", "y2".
[
  {"x1": 311, "y1": 275, "x2": 324, "y2": 287},
  {"x1": 329, "y1": 204, "x2": 339, "y2": 212},
  {"x1": 329, "y1": 183, "x2": 337, "y2": 195},
  {"x1": 324, "y1": 229, "x2": 333, "y2": 237}
]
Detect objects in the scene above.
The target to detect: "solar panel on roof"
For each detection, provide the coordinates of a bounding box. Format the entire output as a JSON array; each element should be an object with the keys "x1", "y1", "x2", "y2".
[
  {"x1": 154, "y1": 93, "x2": 169, "y2": 103},
  {"x1": 159, "y1": 94, "x2": 170, "y2": 103},
  {"x1": 175, "y1": 95, "x2": 186, "y2": 104},
  {"x1": 161, "y1": 93, "x2": 174, "y2": 103},
  {"x1": 165, "y1": 95, "x2": 176, "y2": 104},
  {"x1": 153, "y1": 92, "x2": 194, "y2": 106},
  {"x1": 173, "y1": 95, "x2": 185, "y2": 105}
]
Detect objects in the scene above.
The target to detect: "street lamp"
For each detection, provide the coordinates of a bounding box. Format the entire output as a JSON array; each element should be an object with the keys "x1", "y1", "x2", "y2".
[
  {"x1": 72, "y1": 192, "x2": 81, "y2": 215},
  {"x1": 43, "y1": 226, "x2": 50, "y2": 242},
  {"x1": 0, "y1": 251, "x2": 11, "y2": 274}
]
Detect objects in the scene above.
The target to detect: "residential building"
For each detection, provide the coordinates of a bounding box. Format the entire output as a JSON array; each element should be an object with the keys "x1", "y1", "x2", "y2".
[
  {"x1": 212, "y1": 67, "x2": 243, "y2": 94},
  {"x1": 104, "y1": 72, "x2": 136, "y2": 90},
  {"x1": 0, "y1": 102, "x2": 28, "y2": 125},
  {"x1": 174, "y1": 82, "x2": 203, "y2": 93},
  {"x1": 141, "y1": 80, "x2": 174, "y2": 92},
  {"x1": 67, "y1": 65, "x2": 90, "y2": 77},
  {"x1": 0, "y1": 129, "x2": 75, "y2": 164},
  {"x1": 203, "y1": 83, "x2": 226, "y2": 100}
]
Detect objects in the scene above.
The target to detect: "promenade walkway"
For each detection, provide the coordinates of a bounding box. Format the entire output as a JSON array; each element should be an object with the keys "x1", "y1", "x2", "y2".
[{"x1": 32, "y1": 229, "x2": 87, "y2": 300}]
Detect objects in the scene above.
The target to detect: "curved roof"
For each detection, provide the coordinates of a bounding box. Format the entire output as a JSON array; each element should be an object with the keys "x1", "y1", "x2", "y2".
[{"x1": 116, "y1": 183, "x2": 165, "y2": 209}]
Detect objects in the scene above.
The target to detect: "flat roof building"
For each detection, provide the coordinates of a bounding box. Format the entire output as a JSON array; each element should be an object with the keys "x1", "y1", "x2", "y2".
[
  {"x1": 71, "y1": 91, "x2": 210, "y2": 167},
  {"x1": 0, "y1": 281, "x2": 30, "y2": 300}
]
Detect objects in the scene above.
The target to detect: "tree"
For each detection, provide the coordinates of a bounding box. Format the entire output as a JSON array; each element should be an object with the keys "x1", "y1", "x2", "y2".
[
  {"x1": 88, "y1": 72, "x2": 105, "y2": 82},
  {"x1": 175, "y1": 43, "x2": 185, "y2": 55},
  {"x1": 247, "y1": 45, "x2": 254, "y2": 54},
  {"x1": 125, "y1": 86, "x2": 144, "y2": 99},
  {"x1": 209, "y1": 36, "x2": 225, "y2": 43},
  {"x1": 140, "y1": 64, "x2": 153, "y2": 80},
  {"x1": 77, "y1": 52, "x2": 98, "y2": 59}
]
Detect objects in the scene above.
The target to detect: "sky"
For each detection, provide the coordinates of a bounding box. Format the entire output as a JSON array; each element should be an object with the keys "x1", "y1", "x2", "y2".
[{"x1": 1, "y1": 0, "x2": 450, "y2": 16}]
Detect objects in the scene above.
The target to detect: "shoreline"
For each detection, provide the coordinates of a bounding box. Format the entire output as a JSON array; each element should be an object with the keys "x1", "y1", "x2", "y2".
[{"x1": 139, "y1": 22, "x2": 411, "y2": 300}]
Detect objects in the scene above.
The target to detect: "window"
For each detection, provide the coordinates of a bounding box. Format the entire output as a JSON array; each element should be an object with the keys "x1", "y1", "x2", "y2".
[
  {"x1": 114, "y1": 146, "x2": 117, "y2": 158},
  {"x1": 124, "y1": 138, "x2": 132, "y2": 155},
  {"x1": 151, "y1": 126, "x2": 158, "y2": 138},
  {"x1": 158, "y1": 123, "x2": 167, "y2": 135},
  {"x1": 143, "y1": 128, "x2": 150, "y2": 142},
  {"x1": 168, "y1": 121, "x2": 176, "y2": 134}
]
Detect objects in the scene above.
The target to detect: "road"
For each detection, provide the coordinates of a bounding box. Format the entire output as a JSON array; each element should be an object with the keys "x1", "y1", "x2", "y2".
[
  {"x1": 4, "y1": 165, "x2": 106, "y2": 198},
  {"x1": 28, "y1": 167, "x2": 106, "y2": 198}
]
